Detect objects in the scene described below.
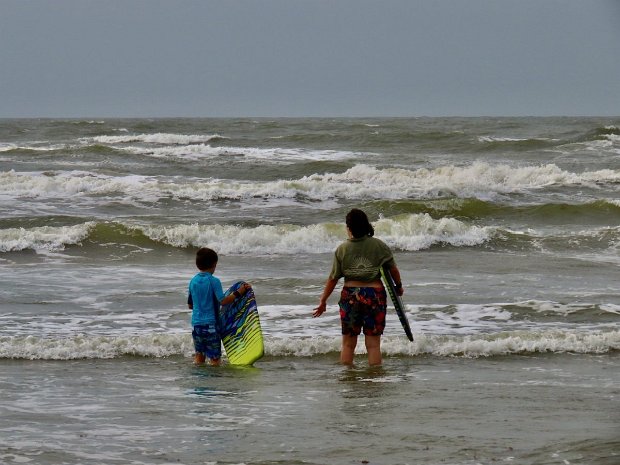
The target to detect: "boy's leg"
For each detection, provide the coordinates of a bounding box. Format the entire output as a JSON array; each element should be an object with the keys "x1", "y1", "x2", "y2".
[
  {"x1": 192, "y1": 325, "x2": 210, "y2": 365},
  {"x1": 204, "y1": 326, "x2": 222, "y2": 366},
  {"x1": 193, "y1": 324, "x2": 221, "y2": 365}
]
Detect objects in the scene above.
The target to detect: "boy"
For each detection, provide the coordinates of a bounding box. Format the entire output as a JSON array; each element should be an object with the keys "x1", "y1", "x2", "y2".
[{"x1": 188, "y1": 247, "x2": 249, "y2": 365}]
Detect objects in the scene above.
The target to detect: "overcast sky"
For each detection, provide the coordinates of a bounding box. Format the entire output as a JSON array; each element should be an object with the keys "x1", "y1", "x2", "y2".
[{"x1": 1, "y1": 0, "x2": 619, "y2": 118}]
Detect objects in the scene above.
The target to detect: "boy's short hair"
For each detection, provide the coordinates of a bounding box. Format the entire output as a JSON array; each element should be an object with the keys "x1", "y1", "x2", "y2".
[{"x1": 196, "y1": 247, "x2": 218, "y2": 270}]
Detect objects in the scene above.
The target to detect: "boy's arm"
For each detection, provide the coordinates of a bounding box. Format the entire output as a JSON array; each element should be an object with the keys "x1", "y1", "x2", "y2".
[
  {"x1": 188, "y1": 291, "x2": 193, "y2": 309},
  {"x1": 220, "y1": 283, "x2": 250, "y2": 305}
]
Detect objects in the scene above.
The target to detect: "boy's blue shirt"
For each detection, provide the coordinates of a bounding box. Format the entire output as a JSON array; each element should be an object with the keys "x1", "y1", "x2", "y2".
[{"x1": 188, "y1": 271, "x2": 225, "y2": 326}]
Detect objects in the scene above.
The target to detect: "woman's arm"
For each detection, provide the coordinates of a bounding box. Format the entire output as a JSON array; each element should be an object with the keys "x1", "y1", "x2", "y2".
[
  {"x1": 313, "y1": 278, "x2": 339, "y2": 317},
  {"x1": 389, "y1": 264, "x2": 404, "y2": 296}
]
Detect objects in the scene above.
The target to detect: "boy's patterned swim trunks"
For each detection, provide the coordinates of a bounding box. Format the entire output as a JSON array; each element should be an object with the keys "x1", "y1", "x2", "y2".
[
  {"x1": 192, "y1": 324, "x2": 222, "y2": 360},
  {"x1": 339, "y1": 286, "x2": 387, "y2": 336}
]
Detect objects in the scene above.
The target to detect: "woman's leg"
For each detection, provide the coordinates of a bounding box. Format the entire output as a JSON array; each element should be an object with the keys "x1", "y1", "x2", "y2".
[
  {"x1": 365, "y1": 335, "x2": 382, "y2": 366},
  {"x1": 341, "y1": 334, "x2": 358, "y2": 365}
]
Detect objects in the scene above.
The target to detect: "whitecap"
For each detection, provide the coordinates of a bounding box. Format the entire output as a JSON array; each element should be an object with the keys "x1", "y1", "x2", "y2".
[
  {"x1": 138, "y1": 214, "x2": 491, "y2": 253},
  {"x1": 89, "y1": 133, "x2": 224, "y2": 145},
  {"x1": 0, "y1": 222, "x2": 95, "y2": 252}
]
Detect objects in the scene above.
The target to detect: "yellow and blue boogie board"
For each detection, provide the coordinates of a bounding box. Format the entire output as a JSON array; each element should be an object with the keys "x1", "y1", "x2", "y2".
[
  {"x1": 218, "y1": 281, "x2": 264, "y2": 365},
  {"x1": 380, "y1": 264, "x2": 414, "y2": 342}
]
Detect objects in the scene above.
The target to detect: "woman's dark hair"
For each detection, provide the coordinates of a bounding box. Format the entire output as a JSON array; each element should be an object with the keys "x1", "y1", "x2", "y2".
[
  {"x1": 196, "y1": 247, "x2": 218, "y2": 270},
  {"x1": 346, "y1": 208, "x2": 374, "y2": 238}
]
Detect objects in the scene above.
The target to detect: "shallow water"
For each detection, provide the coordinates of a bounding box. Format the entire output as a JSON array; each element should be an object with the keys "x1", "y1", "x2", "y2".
[{"x1": 1, "y1": 354, "x2": 618, "y2": 465}]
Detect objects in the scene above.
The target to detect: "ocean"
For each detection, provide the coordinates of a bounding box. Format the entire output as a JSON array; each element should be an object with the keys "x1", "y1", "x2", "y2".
[{"x1": 1, "y1": 117, "x2": 619, "y2": 465}]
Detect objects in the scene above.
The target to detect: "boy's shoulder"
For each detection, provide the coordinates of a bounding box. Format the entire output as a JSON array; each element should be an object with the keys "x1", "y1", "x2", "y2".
[
  {"x1": 190, "y1": 271, "x2": 222, "y2": 283},
  {"x1": 190, "y1": 271, "x2": 211, "y2": 282}
]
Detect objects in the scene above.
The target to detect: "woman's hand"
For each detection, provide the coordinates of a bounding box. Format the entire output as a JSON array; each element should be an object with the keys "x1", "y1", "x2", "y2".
[
  {"x1": 312, "y1": 302, "x2": 326, "y2": 318},
  {"x1": 313, "y1": 278, "x2": 338, "y2": 318}
]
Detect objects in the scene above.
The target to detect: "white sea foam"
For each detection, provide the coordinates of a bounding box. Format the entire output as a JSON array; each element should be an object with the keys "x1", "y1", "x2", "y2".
[
  {"x1": 3, "y1": 216, "x2": 616, "y2": 256},
  {"x1": 0, "y1": 143, "x2": 64, "y2": 152},
  {"x1": 410, "y1": 304, "x2": 513, "y2": 334},
  {"x1": 0, "y1": 170, "x2": 159, "y2": 201},
  {"x1": 582, "y1": 137, "x2": 620, "y2": 154},
  {"x1": 380, "y1": 329, "x2": 620, "y2": 357},
  {"x1": 295, "y1": 163, "x2": 620, "y2": 200},
  {"x1": 89, "y1": 133, "x2": 224, "y2": 145},
  {"x1": 0, "y1": 215, "x2": 490, "y2": 255},
  {"x1": 0, "y1": 215, "x2": 489, "y2": 254},
  {"x1": 375, "y1": 214, "x2": 492, "y2": 250},
  {"x1": 140, "y1": 214, "x2": 491, "y2": 253},
  {"x1": 601, "y1": 304, "x2": 620, "y2": 315},
  {"x1": 2, "y1": 163, "x2": 618, "y2": 204},
  {"x1": 120, "y1": 143, "x2": 361, "y2": 162},
  {"x1": 159, "y1": 162, "x2": 618, "y2": 201},
  {"x1": 261, "y1": 301, "x2": 620, "y2": 338},
  {"x1": 0, "y1": 223, "x2": 95, "y2": 252},
  {"x1": 478, "y1": 136, "x2": 549, "y2": 143},
  {"x1": 141, "y1": 222, "x2": 341, "y2": 254},
  {"x1": 0, "y1": 333, "x2": 193, "y2": 360},
  {"x1": 87, "y1": 131, "x2": 361, "y2": 162},
  {"x1": 259, "y1": 302, "x2": 522, "y2": 338},
  {"x1": 1, "y1": 330, "x2": 617, "y2": 360}
]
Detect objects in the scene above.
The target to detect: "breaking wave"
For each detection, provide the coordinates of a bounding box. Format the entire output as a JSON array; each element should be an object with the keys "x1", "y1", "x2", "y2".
[
  {"x1": 2, "y1": 163, "x2": 618, "y2": 203},
  {"x1": 88, "y1": 133, "x2": 226, "y2": 145},
  {"x1": 0, "y1": 215, "x2": 493, "y2": 254},
  {"x1": 3, "y1": 215, "x2": 619, "y2": 255},
  {"x1": 1, "y1": 330, "x2": 617, "y2": 360}
]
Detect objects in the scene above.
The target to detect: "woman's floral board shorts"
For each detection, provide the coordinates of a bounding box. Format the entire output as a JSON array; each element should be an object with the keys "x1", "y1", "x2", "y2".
[
  {"x1": 339, "y1": 287, "x2": 387, "y2": 336},
  {"x1": 192, "y1": 324, "x2": 222, "y2": 360}
]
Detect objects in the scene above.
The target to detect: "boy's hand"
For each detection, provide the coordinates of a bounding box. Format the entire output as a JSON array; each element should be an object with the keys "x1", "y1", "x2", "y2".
[{"x1": 235, "y1": 283, "x2": 251, "y2": 297}]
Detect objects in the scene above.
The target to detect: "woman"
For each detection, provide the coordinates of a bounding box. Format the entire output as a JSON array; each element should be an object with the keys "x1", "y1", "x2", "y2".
[{"x1": 313, "y1": 209, "x2": 403, "y2": 366}]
